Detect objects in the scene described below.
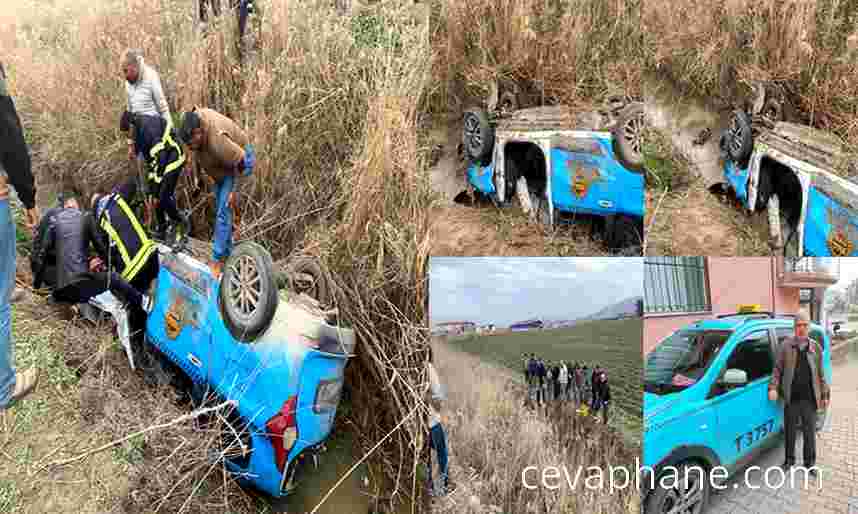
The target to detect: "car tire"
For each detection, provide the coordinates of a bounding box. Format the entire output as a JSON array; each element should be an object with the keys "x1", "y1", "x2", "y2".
[
  {"x1": 219, "y1": 241, "x2": 279, "y2": 343},
  {"x1": 612, "y1": 102, "x2": 645, "y2": 172},
  {"x1": 462, "y1": 108, "x2": 495, "y2": 164},
  {"x1": 645, "y1": 461, "x2": 710, "y2": 514},
  {"x1": 726, "y1": 110, "x2": 753, "y2": 164},
  {"x1": 280, "y1": 254, "x2": 332, "y2": 309}
]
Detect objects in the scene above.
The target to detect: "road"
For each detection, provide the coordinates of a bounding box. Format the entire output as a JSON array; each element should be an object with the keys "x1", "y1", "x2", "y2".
[{"x1": 705, "y1": 351, "x2": 858, "y2": 514}]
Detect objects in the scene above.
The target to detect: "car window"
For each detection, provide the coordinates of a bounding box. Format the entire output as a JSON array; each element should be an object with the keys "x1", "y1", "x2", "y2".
[
  {"x1": 721, "y1": 330, "x2": 774, "y2": 384},
  {"x1": 645, "y1": 329, "x2": 732, "y2": 395}
]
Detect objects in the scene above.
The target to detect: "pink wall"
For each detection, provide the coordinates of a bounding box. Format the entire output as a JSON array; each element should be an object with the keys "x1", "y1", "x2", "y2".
[{"x1": 643, "y1": 258, "x2": 799, "y2": 354}]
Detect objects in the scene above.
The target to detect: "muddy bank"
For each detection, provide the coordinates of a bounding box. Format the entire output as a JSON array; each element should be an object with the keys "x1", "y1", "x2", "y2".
[{"x1": 644, "y1": 74, "x2": 731, "y2": 188}]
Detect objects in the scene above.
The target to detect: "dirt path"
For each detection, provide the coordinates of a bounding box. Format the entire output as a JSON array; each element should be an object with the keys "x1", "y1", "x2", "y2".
[{"x1": 644, "y1": 77, "x2": 770, "y2": 256}]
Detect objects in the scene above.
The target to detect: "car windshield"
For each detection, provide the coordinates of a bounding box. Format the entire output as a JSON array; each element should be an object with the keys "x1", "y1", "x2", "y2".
[{"x1": 645, "y1": 329, "x2": 732, "y2": 395}]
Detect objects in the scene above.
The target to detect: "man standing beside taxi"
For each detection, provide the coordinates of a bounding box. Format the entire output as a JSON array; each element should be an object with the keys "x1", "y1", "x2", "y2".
[{"x1": 768, "y1": 311, "x2": 830, "y2": 476}]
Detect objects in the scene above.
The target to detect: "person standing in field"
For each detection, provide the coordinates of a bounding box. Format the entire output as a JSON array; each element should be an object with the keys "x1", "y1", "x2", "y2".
[
  {"x1": 768, "y1": 311, "x2": 829, "y2": 476},
  {"x1": 558, "y1": 360, "x2": 569, "y2": 402},
  {"x1": 536, "y1": 357, "x2": 546, "y2": 406},
  {"x1": 582, "y1": 364, "x2": 591, "y2": 407},
  {"x1": 0, "y1": 60, "x2": 40, "y2": 412},
  {"x1": 527, "y1": 354, "x2": 538, "y2": 407},
  {"x1": 552, "y1": 361, "x2": 561, "y2": 402},
  {"x1": 425, "y1": 346, "x2": 455, "y2": 496},
  {"x1": 591, "y1": 364, "x2": 603, "y2": 410},
  {"x1": 122, "y1": 49, "x2": 173, "y2": 226},
  {"x1": 596, "y1": 372, "x2": 611, "y2": 424},
  {"x1": 179, "y1": 108, "x2": 256, "y2": 278}
]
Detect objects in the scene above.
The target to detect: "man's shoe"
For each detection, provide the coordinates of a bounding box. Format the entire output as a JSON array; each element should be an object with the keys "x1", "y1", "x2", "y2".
[{"x1": 9, "y1": 369, "x2": 38, "y2": 403}]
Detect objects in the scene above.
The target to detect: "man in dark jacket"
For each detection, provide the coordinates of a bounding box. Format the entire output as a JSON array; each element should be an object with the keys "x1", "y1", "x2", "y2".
[
  {"x1": 536, "y1": 358, "x2": 546, "y2": 406},
  {"x1": 596, "y1": 372, "x2": 611, "y2": 423},
  {"x1": 120, "y1": 111, "x2": 187, "y2": 242},
  {"x1": 589, "y1": 365, "x2": 600, "y2": 410},
  {"x1": 30, "y1": 193, "x2": 149, "y2": 317},
  {"x1": 768, "y1": 312, "x2": 830, "y2": 475},
  {"x1": 0, "y1": 60, "x2": 40, "y2": 410}
]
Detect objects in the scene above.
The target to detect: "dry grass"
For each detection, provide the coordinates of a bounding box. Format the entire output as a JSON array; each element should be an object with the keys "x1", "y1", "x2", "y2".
[
  {"x1": 432, "y1": 340, "x2": 639, "y2": 514},
  {"x1": 644, "y1": 0, "x2": 858, "y2": 146},
  {"x1": 428, "y1": 0, "x2": 643, "y2": 113},
  {"x1": 2, "y1": 0, "x2": 436, "y2": 511}
]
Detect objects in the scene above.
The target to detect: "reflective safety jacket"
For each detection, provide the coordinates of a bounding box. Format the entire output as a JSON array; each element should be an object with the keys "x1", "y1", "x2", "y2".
[
  {"x1": 132, "y1": 114, "x2": 185, "y2": 187},
  {"x1": 94, "y1": 184, "x2": 157, "y2": 282}
]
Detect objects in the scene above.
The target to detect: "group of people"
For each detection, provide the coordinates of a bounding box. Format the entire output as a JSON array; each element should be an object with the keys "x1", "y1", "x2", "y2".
[
  {"x1": 522, "y1": 353, "x2": 612, "y2": 423},
  {"x1": 0, "y1": 50, "x2": 255, "y2": 411}
]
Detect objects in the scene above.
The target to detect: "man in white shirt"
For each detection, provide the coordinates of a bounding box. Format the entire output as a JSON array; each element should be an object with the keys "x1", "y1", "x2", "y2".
[{"x1": 426, "y1": 346, "x2": 454, "y2": 496}]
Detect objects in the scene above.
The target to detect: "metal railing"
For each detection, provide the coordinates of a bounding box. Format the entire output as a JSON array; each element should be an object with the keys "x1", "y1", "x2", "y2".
[{"x1": 782, "y1": 257, "x2": 840, "y2": 277}]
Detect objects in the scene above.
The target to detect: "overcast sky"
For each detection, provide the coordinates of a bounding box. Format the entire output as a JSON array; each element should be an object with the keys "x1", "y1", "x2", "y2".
[{"x1": 429, "y1": 257, "x2": 643, "y2": 327}]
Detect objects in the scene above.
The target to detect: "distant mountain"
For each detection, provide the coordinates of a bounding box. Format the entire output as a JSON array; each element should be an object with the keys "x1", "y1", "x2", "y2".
[{"x1": 583, "y1": 296, "x2": 643, "y2": 320}]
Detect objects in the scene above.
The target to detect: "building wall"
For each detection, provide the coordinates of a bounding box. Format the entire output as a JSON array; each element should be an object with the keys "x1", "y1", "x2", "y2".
[{"x1": 643, "y1": 258, "x2": 800, "y2": 354}]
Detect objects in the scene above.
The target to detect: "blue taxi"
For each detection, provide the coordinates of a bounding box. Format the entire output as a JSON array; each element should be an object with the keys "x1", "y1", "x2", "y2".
[
  {"x1": 642, "y1": 308, "x2": 832, "y2": 514},
  {"x1": 457, "y1": 103, "x2": 645, "y2": 252}
]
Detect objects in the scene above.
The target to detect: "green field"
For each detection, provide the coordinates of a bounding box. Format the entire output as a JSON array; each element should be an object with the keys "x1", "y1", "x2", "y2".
[{"x1": 448, "y1": 318, "x2": 643, "y2": 421}]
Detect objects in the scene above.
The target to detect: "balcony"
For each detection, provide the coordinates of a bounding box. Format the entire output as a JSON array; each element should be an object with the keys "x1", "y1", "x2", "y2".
[{"x1": 778, "y1": 257, "x2": 840, "y2": 288}]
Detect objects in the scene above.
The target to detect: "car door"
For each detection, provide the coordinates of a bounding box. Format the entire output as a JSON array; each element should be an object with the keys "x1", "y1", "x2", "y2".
[
  {"x1": 803, "y1": 183, "x2": 858, "y2": 256},
  {"x1": 711, "y1": 329, "x2": 781, "y2": 469},
  {"x1": 550, "y1": 133, "x2": 620, "y2": 217}
]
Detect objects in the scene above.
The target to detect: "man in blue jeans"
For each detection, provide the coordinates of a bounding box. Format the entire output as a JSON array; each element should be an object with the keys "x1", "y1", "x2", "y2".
[
  {"x1": 0, "y1": 61, "x2": 41, "y2": 412},
  {"x1": 179, "y1": 108, "x2": 254, "y2": 278}
]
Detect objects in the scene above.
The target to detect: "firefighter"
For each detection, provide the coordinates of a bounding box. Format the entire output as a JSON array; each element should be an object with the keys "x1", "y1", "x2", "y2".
[
  {"x1": 119, "y1": 110, "x2": 188, "y2": 243},
  {"x1": 88, "y1": 178, "x2": 160, "y2": 297}
]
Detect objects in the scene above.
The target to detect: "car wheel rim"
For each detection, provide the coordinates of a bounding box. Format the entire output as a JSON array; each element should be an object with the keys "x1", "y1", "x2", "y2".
[
  {"x1": 229, "y1": 255, "x2": 262, "y2": 321},
  {"x1": 676, "y1": 473, "x2": 704, "y2": 514},
  {"x1": 464, "y1": 114, "x2": 482, "y2": 154},
  {"x1": 624, "y1": 112, "x2": 643, "y2": 158},
  {"x1": 729, "y1": 116, "x2": 744, "y2": 156}
]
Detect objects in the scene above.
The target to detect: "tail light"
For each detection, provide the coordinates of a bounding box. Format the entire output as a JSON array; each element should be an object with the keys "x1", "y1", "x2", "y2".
[{"x1": 266, "y1": 396, "x2": 298, "y2": 472}]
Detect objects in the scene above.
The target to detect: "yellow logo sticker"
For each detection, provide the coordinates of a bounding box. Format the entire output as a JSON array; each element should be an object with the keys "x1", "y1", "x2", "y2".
[
  {"x1": 571, "y1": 164, "x2": 601, "y2": 199},
  {"x1": 826, "y1": 206, "x2": 857, "y2": 256}
]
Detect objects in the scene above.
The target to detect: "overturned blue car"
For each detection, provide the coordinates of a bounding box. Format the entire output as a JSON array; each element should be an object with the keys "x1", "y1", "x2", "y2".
[{"x1": 455, "y1": 97, "x2": 646, "y2": 252}]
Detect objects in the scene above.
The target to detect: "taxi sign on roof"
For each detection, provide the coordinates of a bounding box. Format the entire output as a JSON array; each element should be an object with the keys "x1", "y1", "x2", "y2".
[{"x1": 737, "y1": 304, "x2": 762, "y2": 313}]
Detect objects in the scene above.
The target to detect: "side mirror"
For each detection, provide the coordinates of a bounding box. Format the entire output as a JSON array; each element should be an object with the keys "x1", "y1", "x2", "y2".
[{"x1": 722, "y1": 369, "x2": 748, "y2": 387}]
